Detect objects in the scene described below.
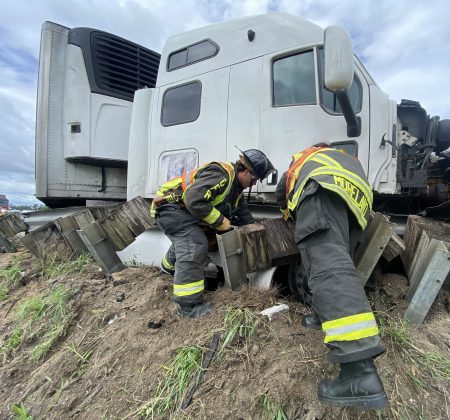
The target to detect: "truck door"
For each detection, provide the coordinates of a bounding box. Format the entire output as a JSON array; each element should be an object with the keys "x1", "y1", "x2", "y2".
[
  {"x1": 151, "y1": 67, "x2": 230, "y2": 189},
  {"x1": 260, "y1": 48, "x2": 370, "y2": 190},
  {"x1": 226, "y1": 57, "x2": 264, "y2": 158}
]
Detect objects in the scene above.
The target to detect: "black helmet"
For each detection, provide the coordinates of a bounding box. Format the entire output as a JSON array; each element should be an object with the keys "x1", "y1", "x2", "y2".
[{"x1": 236, "y1": 147, "x2": 275, "y2": 180}]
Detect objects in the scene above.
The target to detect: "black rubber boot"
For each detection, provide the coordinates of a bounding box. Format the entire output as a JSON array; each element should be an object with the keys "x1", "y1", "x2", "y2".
[
  {"x1": 301, "y1": 313, "x2": 322, "y2": 330},
  {"x1": 318, "y1": 358, "x2": 388, "y2": 409},
  {"x1": 177, "y1": 302, "x2": 213, "y2": 319}
]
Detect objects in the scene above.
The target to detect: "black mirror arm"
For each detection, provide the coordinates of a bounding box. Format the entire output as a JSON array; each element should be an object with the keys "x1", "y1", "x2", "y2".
[{"x1": 336, "y1": 89, "x2": 361, "y2": 138}]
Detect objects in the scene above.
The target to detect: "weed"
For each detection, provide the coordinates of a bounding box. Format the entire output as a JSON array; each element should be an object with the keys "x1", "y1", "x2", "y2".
[
  {"x1": 65, "y1": 341, "x2": 93, "y2": 376},
  {"x1": 216, "y1": 306, "x2": 259, "y2": 359},
  {"x1": 379, "y1": 317, "x2": 410, "y2": 349},
  {"x1": 415, "y1": 351, "x2": 450, "y2": 381},
  {"x1": 1, "y1": 265, "x2": 22, "y2": 284},
  {"x1": 12, "y1": 286, "x2": 71, "y2": 361},
  {"x1": 140, "y1": 345, "x2": 203, "y2": 418},
  {"x1": 0, "y1": 283, "x2": 7, "y2": 301},
  {"x1": 0, "y1": 328, "x2": 23, "y2": 363},
  {"x1": 43, "y1": 379, "x2": 67, "y2": 416},
  {"x1": 39, "y1": 253, "x2": 93, "y2": 280},
  {"x1": 124, "y1": 254, "x2": 145, "y2": 267},
  {"x1": 0, "y1": 255, "x2": 26, "y2": 300},
  {"x1": 380, "y1": 316, "x2": 450, "y2": 392},
  {"x1": 11, "y1": 402, "x2": 33, "y2": 419},
  {"x1": 260, "y1": 394, "x2": 288, "y2": 420}
]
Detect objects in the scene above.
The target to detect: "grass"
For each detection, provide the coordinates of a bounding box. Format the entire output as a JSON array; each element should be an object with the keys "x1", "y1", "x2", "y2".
[
  {"x1": 11, "y1": 402, "x2": 33, "y2": 419},
  {"x1": 260, "y1": 394, "x2": 288, "y2": 420},
  {"x1": 0, "y1": 328, "x2": 23, "y2": 363},
  {"x1": 0, "y1": 254, "x2": 27, "y2": 301},
  {"x1": 379, "y1": 317, "x2": 410, "y2": 349},
  {"x1": 124, "y1": 254, "x2": 146, "y2": 267},
  {"x1": 140, "y1": 345, "x2": 203, "y2": 418},
  {"x1": 0, "y1": 283, "x2": 7, "y2": 301},
  {"x1": 38, "y1": 252, "x2": 93, "y2": 280},
  {"x1": 380, "y1": 317, "x2": 450, "y2": 388},
  {"x1": 1, "y1": 264, "x2": 22, "y2": 283},
  {"x1": 65, "y1": 341, "x2": 93, "y2": 377},
  {"x1": 216, "y1": 306, "x2": 260, "y2": 359},
  {"x1": 1, "y1": 286, "x2": 71, "y2": 362}
]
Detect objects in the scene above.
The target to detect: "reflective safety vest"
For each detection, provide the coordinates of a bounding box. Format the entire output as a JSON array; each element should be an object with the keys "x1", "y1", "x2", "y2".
[
  {"x1": 284, "y1": 147, "x2": 373, "y2": 229},
  {"x1": 150, "y1": 161, "x2": 238, "y2": 222}
]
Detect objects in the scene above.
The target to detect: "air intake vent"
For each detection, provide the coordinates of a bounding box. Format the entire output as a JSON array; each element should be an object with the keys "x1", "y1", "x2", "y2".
[{"x1": 91, "y1": 31, "x2": 160, "y2": 101}]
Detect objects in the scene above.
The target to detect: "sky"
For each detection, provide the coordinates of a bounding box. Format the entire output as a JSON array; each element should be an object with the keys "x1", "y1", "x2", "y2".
[{"x1": 1, "y1": 0, "x2": 450, "y2": 206}]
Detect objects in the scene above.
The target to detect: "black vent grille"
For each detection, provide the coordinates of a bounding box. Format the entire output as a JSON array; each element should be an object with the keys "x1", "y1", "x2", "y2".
[{"x1": 91, "y1": 32, "x2": 160, "y2": 101}]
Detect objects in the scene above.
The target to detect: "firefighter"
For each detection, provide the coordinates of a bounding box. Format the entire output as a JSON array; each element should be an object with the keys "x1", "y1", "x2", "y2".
[
  {"x1": 151, "y1": 149, "x2": 274, "y2": 319},
  {"x1": 276, "y1": 143, "x2": 388, "y2": 409}
]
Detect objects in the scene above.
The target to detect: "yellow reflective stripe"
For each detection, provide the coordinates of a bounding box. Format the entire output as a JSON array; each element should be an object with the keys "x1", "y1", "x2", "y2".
[
  {"x1": 234, "y1": 192, "x2": 242, "y2": 207},
  {"x1": 211, "y1": 163, "x2": 235, "y2": 206},
  {"x1": 297, "y1": 167, "x2": 372, "y2": 206},
  {"x1": 289, "y1": 166, "x2": 372, "y2": 211},
  {"x1": 322, "y1": 312, "x2": 379, "y2": 343},
  {"x1": 320, "y1": 182, "x2": 368, "y2": 228},
  {"x1": 322, "y1": 312, "x2": 375, "y2": 329},
  {"x1": 162, "y1": 257, "x2": 174, "y2": 270},
  {"x1": 310, "y1": 154, "x2": 343, "y2": 168},
  {"x1": 202, "y1": 208, "x2": 221, "y2": 225},
  {"x1": 160, "y1": 177, "x2": 183, "y2": 193},
  {"x1": 324, "y1": 327, "x2": 379, "y2": 343},
  {"x1": 316, "y1": 166, "x2": 373, "y2": 203},
  {"x1": 182, "y1": 162, "x2": 235, "y2": 207},
  {"x1": 173, "y1": 280, "x2": 204, "y2": 296}
]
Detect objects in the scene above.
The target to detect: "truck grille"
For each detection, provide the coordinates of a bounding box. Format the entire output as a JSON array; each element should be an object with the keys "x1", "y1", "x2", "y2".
[{"x1": 91, "y1": 31, "x2": 160, "y2": 101}]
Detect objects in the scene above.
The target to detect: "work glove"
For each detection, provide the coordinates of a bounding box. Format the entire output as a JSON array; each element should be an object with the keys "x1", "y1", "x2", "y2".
[
  {"x1": 152, "y1": 195, "x2": 164, "y2": 207},
  {"x1": 215, "y1": 217, "x2": 232, "y2": 232}
]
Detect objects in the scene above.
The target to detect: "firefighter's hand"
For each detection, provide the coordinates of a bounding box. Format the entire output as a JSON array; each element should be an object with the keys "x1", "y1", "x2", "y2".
[
  {"x1": 153, "y1": 195, "x2": 164, "y2": 207},
  {"x1": 215, "y1": 218, "x2": 231, "y2": 232}
]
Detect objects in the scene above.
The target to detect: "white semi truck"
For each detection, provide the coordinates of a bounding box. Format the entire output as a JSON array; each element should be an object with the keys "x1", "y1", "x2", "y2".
[
  {"x1": 35, "y1": 13, "x2": 450, "y2": 294},
  {"x1": 36, "y1": 13, "x2": 450, "y2": 210}
]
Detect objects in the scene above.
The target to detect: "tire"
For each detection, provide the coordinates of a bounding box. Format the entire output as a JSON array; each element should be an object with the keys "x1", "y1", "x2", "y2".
[{"x1": 287, "y1": 260, "x2": 312, "y2": 306}]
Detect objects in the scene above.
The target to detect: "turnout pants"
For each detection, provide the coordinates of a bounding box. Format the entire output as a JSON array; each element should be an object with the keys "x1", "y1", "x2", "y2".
[
  {"x1": 156, "y1": 204, "x2": 208, "y2": 306},
  {"x1": 296, "y1": 181, "x2": 385, "y2": 363}
]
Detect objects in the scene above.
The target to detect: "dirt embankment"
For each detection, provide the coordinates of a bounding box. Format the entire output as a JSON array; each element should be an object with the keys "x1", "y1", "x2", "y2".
[{"x1": 0, "y1": 250, "x2": 449, "y2": 419}]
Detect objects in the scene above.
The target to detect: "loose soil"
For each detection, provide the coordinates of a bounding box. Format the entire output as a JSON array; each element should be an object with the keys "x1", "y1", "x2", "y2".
[{"x1": 0, "y1": 249, "x2": 449, "y2": 419}]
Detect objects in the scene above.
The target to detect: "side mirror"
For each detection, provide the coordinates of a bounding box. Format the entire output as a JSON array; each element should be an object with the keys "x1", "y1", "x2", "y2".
[
  {"x1": 266, "y1": 170, "x2": 278, "y2": 186},
  {"x1": 324, "y1": 25, "x2": 361, "y2": 137},
  {"x1": 324, "y1": 25, "x2": 354, "y2": 92}
]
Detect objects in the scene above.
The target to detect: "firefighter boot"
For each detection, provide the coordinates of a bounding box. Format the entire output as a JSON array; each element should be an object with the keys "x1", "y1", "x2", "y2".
[
  {"x1": 177, "y1": 302, "x2": 213, "y2": 319},
  {"x1": 301, "y1": 313, "x2": 322, "y2": 330},
  {"x1": 318, "y1": 358, "x2": 388, "y2": 409}
]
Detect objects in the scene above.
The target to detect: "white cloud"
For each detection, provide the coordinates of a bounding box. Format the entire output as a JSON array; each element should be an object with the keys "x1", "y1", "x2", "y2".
[{"x1": 1, "y1": 0, "x2": 450, "y2": 205}]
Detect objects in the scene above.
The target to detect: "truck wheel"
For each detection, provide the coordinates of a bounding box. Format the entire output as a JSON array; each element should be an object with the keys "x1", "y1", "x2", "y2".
[{"x1": 287, "y1": 260, "x2": 312, "y2": 306}]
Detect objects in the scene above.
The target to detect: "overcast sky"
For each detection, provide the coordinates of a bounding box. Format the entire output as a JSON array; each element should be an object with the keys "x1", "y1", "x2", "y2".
[{"x1": 1, "y1": 0, "x2": 450, "y2": 205}]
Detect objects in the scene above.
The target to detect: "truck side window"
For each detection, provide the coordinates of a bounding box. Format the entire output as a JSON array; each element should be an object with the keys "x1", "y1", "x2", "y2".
[
  {"x1": 272, "y1": 50, "x2": 316, "y2": 106},
  {"x1": 318, "y1": 49, "x2": 362, "y2": 114},
  {"x1": 167, "y1": 40, "x2": 219, "y2": 71},
  {"x1": 161, "y1": 81, "x2": 202, "y2": 126}
]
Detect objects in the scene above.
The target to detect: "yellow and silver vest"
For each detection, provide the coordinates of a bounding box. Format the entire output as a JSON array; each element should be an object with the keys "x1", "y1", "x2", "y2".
[{"x1": 284, "y1": 147, "x2": 373, "y2": 229}]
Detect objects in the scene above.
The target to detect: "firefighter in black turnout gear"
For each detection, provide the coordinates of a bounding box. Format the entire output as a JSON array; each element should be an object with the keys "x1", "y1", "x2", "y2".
[
  {"x1": 152, "y1": 149, "x2": 274, "y2": 319},
  {"x1": 276, "y1": 144, "x2": 388, "y2": 409}
]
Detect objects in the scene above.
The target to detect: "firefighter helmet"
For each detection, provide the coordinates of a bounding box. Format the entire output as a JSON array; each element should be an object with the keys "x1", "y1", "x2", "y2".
[{"x1": 236, "y1": 147, "x2": 275, "y2": 180}]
